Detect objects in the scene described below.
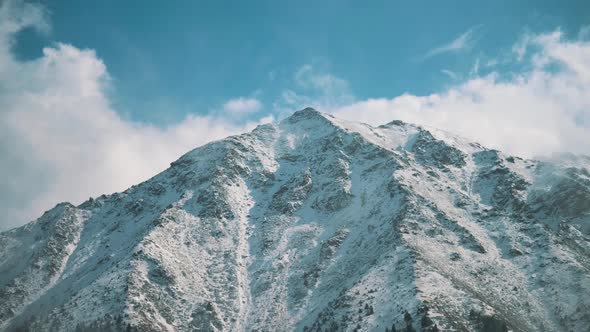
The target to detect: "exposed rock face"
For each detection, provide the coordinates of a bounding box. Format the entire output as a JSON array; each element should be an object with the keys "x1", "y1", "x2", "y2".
[{"x1": 1, "y1": 108, "x2": 589, "y2": 332}]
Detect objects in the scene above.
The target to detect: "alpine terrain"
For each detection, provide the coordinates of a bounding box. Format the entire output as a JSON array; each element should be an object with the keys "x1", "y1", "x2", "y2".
[{"x1": 1, "y1": 108, "x2": 589, "y2": 332}]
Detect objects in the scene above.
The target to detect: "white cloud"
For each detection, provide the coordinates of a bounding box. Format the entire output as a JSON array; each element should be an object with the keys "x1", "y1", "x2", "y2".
[
  {"x1": 223, "y1": 97, "x2": 262, "y2": 114},
  {"x1": 0, "y1": 1, "x2": 268, "y2": 230},
  {"x1": 272, "y1": 34, "x2": 590, "y2": 160},
  {"x1": 327, "y1": 30, "x2": 590, "y2": 159},
  {"x1": 423, "y1": 26, "x2": 479, "y2": 59}
]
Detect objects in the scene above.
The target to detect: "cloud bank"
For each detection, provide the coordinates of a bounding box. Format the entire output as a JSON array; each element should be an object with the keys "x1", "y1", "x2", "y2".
[
  {"x1": 0, "y1": 1, "x2": 269, "y2": 230},
  {"x1": 329, "y1": 30, "x2": 590, "y2": 158}
]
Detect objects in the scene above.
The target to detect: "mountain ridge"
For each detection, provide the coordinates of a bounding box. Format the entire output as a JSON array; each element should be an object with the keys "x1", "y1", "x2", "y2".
[{"x1": 1, "y1": 108, "x2": 589, "y2": 332}]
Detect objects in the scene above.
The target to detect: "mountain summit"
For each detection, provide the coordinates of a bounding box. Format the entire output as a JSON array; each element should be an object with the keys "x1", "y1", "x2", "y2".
[{"x1": 1, "y1": 108, "x2": 589, "y2": 331}]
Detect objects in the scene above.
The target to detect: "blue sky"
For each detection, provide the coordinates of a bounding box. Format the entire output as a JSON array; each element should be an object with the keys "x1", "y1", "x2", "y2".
[
  {"x1": 1, "y1": 0, "x2": 590, "y2": 230},
  {"x1": 13, "y1": 0, "x2": 590, "y2": 124}
]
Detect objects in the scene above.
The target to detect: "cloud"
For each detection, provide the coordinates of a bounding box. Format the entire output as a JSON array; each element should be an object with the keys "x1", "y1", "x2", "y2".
[
  {"x1": 223, "y1": 97, "x2": 262, "y2": 114},
  {"x1": 441, "y1": 69, "x2": 459, "y2": 80},
  {"x1": 0, "y1": 0, "x2": 49, "y2": 37},
  {"x1": 469, "y1": 58, "x2": 480, "y2": 76},
  {"x1": 422, "y1": 26, "x2": 480, "y2": 59},
  {"x1": 327, "y1": 30, "x2": 590, "y2": 159},
  {"x1": 294, "y1": 64, "x2": 350, "y2": 94},
  {"x1": 0, "y1": 1, "x2": 268, "y2": 230},
  {"x1": 274, "y1": 64, "x2": 354, "y2": 114}
]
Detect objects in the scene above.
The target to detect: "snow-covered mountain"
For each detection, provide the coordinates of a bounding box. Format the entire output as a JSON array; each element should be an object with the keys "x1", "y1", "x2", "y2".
[{"x1": 1, "y1": 108, "x2": 589, "y2": 332}]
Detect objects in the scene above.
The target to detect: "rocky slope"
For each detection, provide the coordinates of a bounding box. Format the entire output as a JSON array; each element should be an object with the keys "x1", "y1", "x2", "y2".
[{"x1": 1, "y1": 108, "x2": 589, "y2": 332}]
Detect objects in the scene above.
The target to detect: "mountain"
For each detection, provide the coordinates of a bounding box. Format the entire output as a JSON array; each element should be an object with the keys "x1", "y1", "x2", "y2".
[{"x1": 1, "y1": 108, "x2": 589, "y2": 332}]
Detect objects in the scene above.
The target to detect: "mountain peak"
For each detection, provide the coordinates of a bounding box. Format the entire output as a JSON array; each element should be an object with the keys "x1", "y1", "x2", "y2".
[
  {"x1": 1, "y1": 112, "x2": 589, "y2": 332},
  {"x1": 297, "y1": 106, "x2": 319, "y2": 114},
  {"x1": 284, "y1": 107, "x2": 330, "y2": 123}
]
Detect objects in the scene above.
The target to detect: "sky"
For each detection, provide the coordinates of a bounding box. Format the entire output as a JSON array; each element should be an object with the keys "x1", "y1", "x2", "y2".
[{"x1": 1, "y1": 0, "x2": 589, "y2": 230}]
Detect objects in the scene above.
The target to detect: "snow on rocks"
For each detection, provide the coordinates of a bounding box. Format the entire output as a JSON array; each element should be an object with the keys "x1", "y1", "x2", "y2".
[{"x1": 0, "y1": 108, "x2": 588, "y2": 331}]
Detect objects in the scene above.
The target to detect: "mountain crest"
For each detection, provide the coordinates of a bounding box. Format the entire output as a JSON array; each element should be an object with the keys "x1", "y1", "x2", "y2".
[
  {"x1": 1, "y1": 109, "x2": 589, "y2": 332},
  {"x1": 288, "y1": 106, "x2": 322, "y2": 118},
  {"x1": 282, "y1": 106, "x2": 337, "y2": 128}
]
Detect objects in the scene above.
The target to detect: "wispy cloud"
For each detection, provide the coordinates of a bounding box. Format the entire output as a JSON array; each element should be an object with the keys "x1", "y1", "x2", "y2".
[
  {"x1": 274, "y1": 64, "x2": 354, "y2": 114},
  {"x1": 223, "y1": 97, "x2": 262, "y2": 114},
  {"x1": 469, "y1": 57, "x2": 480, "y2": 76},
  {"x1": 294, "y1": 64, "x2": 351, "y2": 96},
  {"x1": 422, "y1": 26, "x2": 480, "y2": 60},
  {"x1": 441, "y1": 69, "x2": 459, "y2": 80},
  {"x1": 513, "y1": 33, "x2": 532, "y2": 61}
]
